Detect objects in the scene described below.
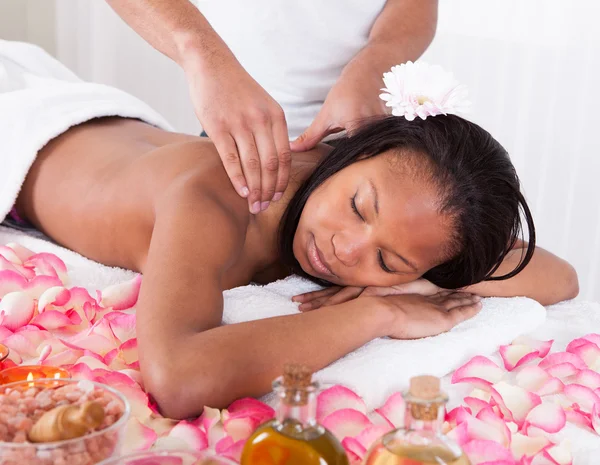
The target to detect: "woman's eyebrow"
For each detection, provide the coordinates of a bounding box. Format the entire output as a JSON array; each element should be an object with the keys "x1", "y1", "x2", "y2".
[{"x1": 369, "y1": 178, "x2": 418, "y2": 272}]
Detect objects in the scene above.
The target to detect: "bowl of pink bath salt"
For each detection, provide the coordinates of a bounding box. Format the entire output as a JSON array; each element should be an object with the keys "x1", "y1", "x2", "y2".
[
  {"x1": 97, "y1": 450, "x2": 237, "y2": 465},
  {"x1": 0, "y1": 378, "x2": 130, "y2": 465}
]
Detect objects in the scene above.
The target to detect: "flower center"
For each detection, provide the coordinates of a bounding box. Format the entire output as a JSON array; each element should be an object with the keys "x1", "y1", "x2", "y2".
[{"x1": 417, "y1": 95, "x2": 431, "y2": 105}]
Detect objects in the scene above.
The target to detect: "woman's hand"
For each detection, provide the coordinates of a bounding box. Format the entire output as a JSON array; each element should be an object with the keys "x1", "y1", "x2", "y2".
[
  {"x1": 377, "y1": 293, "x2": 482, "y2": 339},
  {"x1": 184, "y1": 51, "x2": 291, "y2": 214},
  {"x1": 293, "y1": 279, "x2": 446, "y2": 311}
]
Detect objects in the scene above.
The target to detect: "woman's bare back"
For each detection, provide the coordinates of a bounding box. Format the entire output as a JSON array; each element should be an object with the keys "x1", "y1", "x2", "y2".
[{"x1": 16, "y1": 117, "x2": 238, "y2": 271}]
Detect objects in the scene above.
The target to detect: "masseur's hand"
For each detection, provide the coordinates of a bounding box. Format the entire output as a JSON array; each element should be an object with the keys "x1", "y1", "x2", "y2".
[
  {"x1": 184, "y1": 53, "x2": 291, "y2": 213},
  {"x1": 290, "y1": 57, "x2": 388, "y2": 152},
  {"x1": 293, "y1": 279, "x2": 446, "y2": 311}
]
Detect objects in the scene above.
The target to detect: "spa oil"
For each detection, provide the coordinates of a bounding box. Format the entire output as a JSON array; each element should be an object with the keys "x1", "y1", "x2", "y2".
[
  {"x1": 240, "y1": 364, "x2": 349, "y2": 465},
  {"x1": 363, "y1": 375, "x2": 470, "y2": 465}
]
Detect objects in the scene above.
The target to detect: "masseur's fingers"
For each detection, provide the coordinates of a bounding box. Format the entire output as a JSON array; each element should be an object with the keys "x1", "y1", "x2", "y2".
[
  {"x1": 272, "y1": 116, "x2": 292, "y2": 202},
  {"x1": 236, "y1": 131, "x2": 262, "y2": 214},
  {"x1": 291, "y1": 112, "x2": 343, "y2": 153},
  {"x1": 254, "y1": 125, "x2": 279, "y2": 208},
  {"x1": 211, "y1": 132, "x2": 249, "y2": 199}
]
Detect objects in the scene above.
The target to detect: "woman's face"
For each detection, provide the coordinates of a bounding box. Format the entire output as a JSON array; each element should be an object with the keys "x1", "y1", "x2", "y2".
[{"x1": 293, "y1": 151, "x2": 455, "y2": 287}]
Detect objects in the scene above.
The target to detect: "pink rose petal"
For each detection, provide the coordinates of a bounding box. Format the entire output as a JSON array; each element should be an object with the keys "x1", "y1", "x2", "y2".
[
  {"x1": 563, "y1": 383, "x2": 600, "y2": 413},
  {"x1": 354, "y1": 424, "x2": 391, "y2": 450},
  {"x1": 535, "y1": 378, "x2": 565, "y2": 397},
  {"x1": 0, "y1": 291, "x2": 34, "y2": 330},
  {"x1": 0, "y1": 270, "x2": 27, "y2": 298},
  {"x1": 223, "y1": 414, "x2": 264, "y2": 443},
  {"x1": 476, "y1": 407, "x2": 511, "y2": 446},
  {"x1": 513, "y1": 336, "x2": 554, "y2": 358},
  {"x1": 0, "y1": 325, "x2": 13, "y2": 341},
  {"x1": 322, "y1": 408, "x2": 373, "y2": 440},
  {"x1": 216, "y1": 438, "x2": 245, "y2": 463},
  {"x1": 25, "y1": 253, "x2": 68, "y2": 284},
  {"x1": 452, "y1": 356, "x2": 505, "y2": 390},
  {"x1": 516, "y1": 365, "x2": 551, "y2": 391},
  {"x1": 0, "y1": 245, "x2": 23, "y2": 264},
  {"x1": 22, "y1": 275, "x2": 62, "y2": 300},
  {"x1": 464, "y1": 397, "x2": 491, "y2": 417},
  {"x1": 491, "y1": 382, "x2": 542, "y2": 426},
  {"x1": 510, "y1": 433, "x2": 550, "y2": 460},
  {"x1": 105, "y1": 312, "x2": 137, "y2": 344},
  {"x1": 38, "y1": 286, "x2": 71, "y2": 313},
  {"x1": 524, "y1": 402, "x2": 566, "y2": 433},
  {"x1": 574, "y1": 369, "x2": 600, "y2": 390},
  {"x1": 457, "y1": 412, "x2": 509, "y2": 447},
  {"x1": 4, "y1": 243, "x2": 34, "y2": 262},
  {"x1": 30, "y1": 310, "x2": 73, "y2": 330},
  {"x1": 100, "y1": 275, "x2": 142, "y2": 310},
  {"x1": 499, "y1": 344, "x2": 541, "y2": 371},
  {"x1": 568, "y1": 342, "x2": 600, "y2": 370},
  {"x1": 317, "y1": 385, "x2": 367, "y2": 421},
  {"x1": 122, "y1": 417, "x2": 157, "y2": 453},
  {"x1": 341, "y1": 437, "x2": 366, "y2": 461},
  {"x1": 544, "y1": 363, "x2": 580, "y2": 380},
  {"x1": 166, "y1": 421, "x2": 208, "y2": 450},
  {"x1": 447, "y1": 406, "x2": 472, "y2": 425},
  {"x1": 462, "y1": 439, "x2": 514, "y2": 464},
  {"x1": 539, "y1": 352, "x2": 587, "y2": 371},
  {"x1": 373, "y1": 392, "x2": 405, "y2": 428},
  {"x1": 565, "y1": 406, "x2": 592, "y2": 430}
]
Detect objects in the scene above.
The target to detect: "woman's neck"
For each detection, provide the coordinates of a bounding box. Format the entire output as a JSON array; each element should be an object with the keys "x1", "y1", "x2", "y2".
[{"x1": 244, "y1": 144, "x2": 333, "y2": 283}]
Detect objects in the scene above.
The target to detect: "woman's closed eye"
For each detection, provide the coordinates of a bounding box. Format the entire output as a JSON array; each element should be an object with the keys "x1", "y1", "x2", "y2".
[{"x1": 350, "y1": 194, "x2": 394, "y2": 274}]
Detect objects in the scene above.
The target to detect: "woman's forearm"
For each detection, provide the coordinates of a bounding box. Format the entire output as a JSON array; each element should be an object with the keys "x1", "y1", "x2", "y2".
[
  {"x1": 106, "y1": 0, "x2": 233, "y2": 71},
  {"x1": 147, "y1": 297, "x2": 391, "y2": 419},
  {"x1": 465, "y1": 245, "x2": 579, "y2": 305}
]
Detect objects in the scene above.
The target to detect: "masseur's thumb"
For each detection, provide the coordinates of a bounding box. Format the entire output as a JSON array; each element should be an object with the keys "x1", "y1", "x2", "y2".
[{"x1": 290, "y1": 116, "x2": 330, "y2": 152}]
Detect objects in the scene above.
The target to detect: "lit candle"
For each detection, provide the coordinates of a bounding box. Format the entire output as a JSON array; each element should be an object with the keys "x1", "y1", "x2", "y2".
[
  {"x1": 0, "y1": 365, "x2": 70, "y2": 385},
  {"x1": 0, "y1": 343, "x2": 8, "y2": 362}
]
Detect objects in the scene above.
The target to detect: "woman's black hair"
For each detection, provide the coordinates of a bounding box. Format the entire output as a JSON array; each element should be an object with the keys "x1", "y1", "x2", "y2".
[{"x1": 278, "y1": 114, "x2": 536, "y2": 289}]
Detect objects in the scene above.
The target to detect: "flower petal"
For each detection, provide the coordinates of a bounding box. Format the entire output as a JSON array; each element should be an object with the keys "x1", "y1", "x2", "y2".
[
  {"x1": 30, "y1": 310, "x2": 73, "y2": 330},
  {"x1": 475, "y1": 407, "x2": 511, "y2": 446},
  {"x1": 461, "y1": 439, "x2": 514, "y2": 464},
  {"x1": 166, "y1": 421, "x2": 208, "y2": 450},
  {"x1": 512, "y1": 336, "x2": 554, "y2": 358},
  {"x1": 568, "y1": 342, "x2": 600, "y2": 370},
  {"x1": 100, "y1": 274, "x2": 142, "y2": 311},
  {"x1": 122, "y1": 417, "x2": 157, "y2": 453},
  {"x1": 317, "y1": 385, "x2": 367, "y2": 421},
  {"x1": 499, "y1": 344, "x2": 541, "y2": 371},
  {"x1": 510, "y1": 433, "x2": 550, "y2": 460},
  {"x1": 321, "y1": 408, "x2": 373, "y2": 440},
  {"x1": 544, "y1": 363, "x2": 580, "y2": 380},
  {"x1": 464, "y1": 397, "x2": 491, "y2": 417},
  {"x1": 524, "y1": 402, "x2": 567, "y2": 433},
  {"x1": 341, "y1": 437, "x2": 366, "y2": 461},
  {"x1": 0, "y1": 270, "x2": 27, "y2": 298},
  {"x1": 373, "y1": 392, "x2": 405, "y2": 428},
  {"x1": 354, "y1": 425, "x2": 391, "y2": 450},
  {"x1": 0, "y1": 291, "x2": 34, "y2": 330},
  {"x1": 573, "y1": 369, "x2": 600, "y2": 390},
  {"x1": 223, "y1": 414, "x2": 263, "y2": 443},
  {"x1": 539, "y1": 352, "x2": 587, "y2": 371},
  {"x1": 490, "y1": 382, "x2": 542, "y2": 426},
  {"x1": 563, "y1": 383, "x2": 600, "y2": 413},
  {"x1": 516, "y1": 365, "x2": 551, "y2": 391},
  {"x1": 452, "y1": 356, "x2": 505, "y2": 390},
  {"x1": 535, "y1": 378, "x2": 565, "y2": 397},
  {"x1": 37, "y1": 286, "x2": 71, "y2": 313}
]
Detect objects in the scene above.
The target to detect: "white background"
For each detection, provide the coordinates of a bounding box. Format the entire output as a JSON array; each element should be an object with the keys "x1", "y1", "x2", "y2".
[{"x1": 1, "y1": 0, "x2": 599, "y2": 301}]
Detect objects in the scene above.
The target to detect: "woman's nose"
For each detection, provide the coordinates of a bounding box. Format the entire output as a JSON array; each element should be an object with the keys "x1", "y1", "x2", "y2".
[{"x1": 332, "y1": 232, "x2": 366, "y2": 267}]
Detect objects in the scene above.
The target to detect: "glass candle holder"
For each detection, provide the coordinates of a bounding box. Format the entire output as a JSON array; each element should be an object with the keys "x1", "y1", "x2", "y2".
[
  {"x1": 97, "y1": 450, "x2": 239, "y2": 465},
  {"x1": 0, "y1": 378, "x2": 131, "y2": 465},
  {"x1": 0, "y1": 365, "x2": 70, "y2": 385},
  {"x1": 0, "y1": 343, "x2": 9, "y2": 362}
]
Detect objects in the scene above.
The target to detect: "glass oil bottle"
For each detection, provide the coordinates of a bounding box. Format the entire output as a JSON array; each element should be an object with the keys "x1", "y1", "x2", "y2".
[
  {"x1": 363, "y1": 375, "x2": 470, "y2": 465},
  {"x1": 240, "y1": 364, "x2": 349, "y2": 465}
]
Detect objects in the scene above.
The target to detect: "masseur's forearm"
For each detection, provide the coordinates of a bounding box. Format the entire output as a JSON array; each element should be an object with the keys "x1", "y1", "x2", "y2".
[
  {"x1": 105, "y1": 0, "x2": 233, "y2": 70},
  {"x1": 347, "y1": 0, "x2": 437, "y2": 78},
  {"x1": 465, "y1": 244, "x2": 579, "y2": 305},
  {"x1": 150, "y1": 298, "x2": 389, "y2": 419}
]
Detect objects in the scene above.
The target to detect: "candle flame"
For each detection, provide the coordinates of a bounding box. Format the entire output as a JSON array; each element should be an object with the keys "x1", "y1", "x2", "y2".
[
  {"x1": 27, "y1": 371, "x2": 34, "y2": 387},
  {"x1": 54, "y1": 372, "x2": 61, "y2": 379}
]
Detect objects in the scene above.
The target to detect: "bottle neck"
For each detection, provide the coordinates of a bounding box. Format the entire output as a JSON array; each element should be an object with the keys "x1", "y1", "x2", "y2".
[
  {"x1": 276, "y1": 389, "x2": 318, "y2": 427},
  {"x1": 404, "y1": 398, "x2": 446, "y2": 433}
]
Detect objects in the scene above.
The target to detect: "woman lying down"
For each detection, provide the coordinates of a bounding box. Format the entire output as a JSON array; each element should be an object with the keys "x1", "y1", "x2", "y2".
[{"x1": 0, "y1": 41, "x2": 577, "y2": 419}]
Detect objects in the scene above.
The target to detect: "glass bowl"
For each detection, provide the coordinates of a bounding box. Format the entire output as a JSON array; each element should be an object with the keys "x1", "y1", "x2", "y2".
[
  {"x1": 97, "y1": 450, "x2": 238, "y2": 465},
  {"x1": 0, "y1": 378, "x2": 131, "y2": 465}
]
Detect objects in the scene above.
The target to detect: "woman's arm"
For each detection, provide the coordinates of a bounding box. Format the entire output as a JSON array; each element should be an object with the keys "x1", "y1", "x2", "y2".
[
  {"x1": 137, "y1": 178, "x2": 480, "y2": 419},
  {"x1": 464, "y1": 240, "x2": 579, "y2": 305}
]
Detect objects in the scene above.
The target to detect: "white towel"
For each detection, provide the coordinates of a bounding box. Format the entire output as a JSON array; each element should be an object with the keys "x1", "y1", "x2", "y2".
[
  {"x1": 0, "y1": 226, "x2": 547, "y2": 410},
  {"x1": 0, "y1": 39, "x2": 173, "y2": 222}
]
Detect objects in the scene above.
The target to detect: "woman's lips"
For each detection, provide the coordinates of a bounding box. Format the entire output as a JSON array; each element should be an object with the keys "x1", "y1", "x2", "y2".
[{"x1": 307, "y1": 234, "x2": 335, "y2": 277}]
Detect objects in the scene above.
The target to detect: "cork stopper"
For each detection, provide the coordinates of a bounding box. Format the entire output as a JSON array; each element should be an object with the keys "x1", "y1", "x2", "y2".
[
  {"x1": 409, "y1": 375, "x2": 441, "y2": 400},
  {"x1": 28, "y1": 401, "x2": 105, "y2": 443},
  {"x1": 407, "y1": 375, "x2": 445, "y2": 421},
  {"x1": 281, "y1": 364, "x2": 313, "y2": 406}
]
